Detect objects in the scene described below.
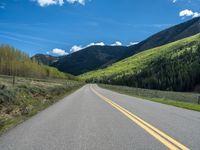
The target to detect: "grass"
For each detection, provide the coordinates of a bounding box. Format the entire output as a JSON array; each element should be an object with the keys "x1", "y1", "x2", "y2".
[
  {"x1": 80, "y1": 33, "x2": 200, "y2": 80},
  {"x1": 0, "y1": 75, "x2": 84, "y2": 135},
  {"x1": 80, "y1": 33, "x2": 200, "y2": 92},
  {"x1": 99, "y1": 84, "x2": 200, "y2": 112}
]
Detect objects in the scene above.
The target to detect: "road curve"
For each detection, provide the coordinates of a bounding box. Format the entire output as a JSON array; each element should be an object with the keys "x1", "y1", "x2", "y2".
[{"x1": 0, "y1": 84, "x2": 200, "y2": 150}]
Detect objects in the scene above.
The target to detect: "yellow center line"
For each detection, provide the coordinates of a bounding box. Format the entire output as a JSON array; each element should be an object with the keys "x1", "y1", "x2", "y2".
[{"x1": 90, "y1": 85, "x2": 190, "y2": 150}]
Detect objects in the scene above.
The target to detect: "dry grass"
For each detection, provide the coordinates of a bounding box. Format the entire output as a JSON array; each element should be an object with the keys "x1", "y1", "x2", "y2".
[{"x1": 0, "y1": 75, "x2": 84, "y2": 134}]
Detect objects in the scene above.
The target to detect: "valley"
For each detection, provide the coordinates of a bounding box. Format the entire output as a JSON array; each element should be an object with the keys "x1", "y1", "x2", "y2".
[{"x1": 1, "y1": 2, "x2": 200, "y2": 149}]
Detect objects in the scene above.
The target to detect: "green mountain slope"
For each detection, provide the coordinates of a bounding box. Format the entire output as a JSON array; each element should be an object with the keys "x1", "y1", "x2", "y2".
[
  {"x1": 33, "y1": 17, "x2": 200, "y2": 75},
  {"x1": 125, "y1": 17, "x2": 200, "y2": 57},
  {"x1": 80, "y1": 33, "x2": 200, "y2": 92}
]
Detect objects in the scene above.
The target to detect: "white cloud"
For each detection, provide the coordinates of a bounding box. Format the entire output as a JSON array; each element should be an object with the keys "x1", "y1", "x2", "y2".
[
  {"x1": 179, "y1": 9, "x2": 200, "y2": 18},
  {"x1": 70, "y1": 45, "x2": 83, "y2": 53},
  {"x1": 193, "y1": 12, "x2": 200, "y2": 18},
  {"x1": 172, "y1": 0, "x2": 193, "y2": 3},
  {"x1": 70, "y1": 42, "x2": 105, "y2": 53},
  {"x1": 128, "y1": 42, "x2": 139, "y2": 46},
  {"x1": 111, "y1": 41, "x2": 122, "y2": 46},
  {"x1": 179, "y1": 9, "x2": 194, "y2": 17},
  {"x1": 35, "y1": 0, "x2": 64, "y2": 7},
  {"x1": 34, "y1": 0, "x2": 86, "y2": 7},
  {"x1": 51, "y1": 48, "x2": 68, "y2": 56},
  {"x1": 86, "y1": 42, "x2": 105, "y2": 47},
  {"x1": 66, "y1": 0, "x2": 86, "y2": 5},
  {"x1": 172, "y1": 0, "x2": 177, "y2": 3}
]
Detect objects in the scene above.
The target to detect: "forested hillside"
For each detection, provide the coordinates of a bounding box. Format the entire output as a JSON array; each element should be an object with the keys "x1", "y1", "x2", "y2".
[
  {"x1": 0, "y1": 45, "x2": 73, "y2": 79},
  {"x1": 33, "y1": 17, "x2": 200, "y2": 75},
  {"x1": 51, "y1": 45, "x2": 129, "y2": 75},
  {"x1": 81, "y1": 33, "x2": 200, "y2": 92}
]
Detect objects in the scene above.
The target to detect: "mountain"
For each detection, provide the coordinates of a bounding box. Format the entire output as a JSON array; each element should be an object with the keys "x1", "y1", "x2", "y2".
[
  {"x1": 80, "y1": 33, "x2": 200, "y2": 92},
  {"x1": 32, "y1": 54, "x2": 59, "y2": 66},
  {"x1": 33, "y1": 17, "x2": 200, "y2": 75},
  {"x1": 52, "y1": 46, "x2": 129, "y2": 75},
  {"x1": 124, "y1": 16, "x2": 200, "y2": 56}
]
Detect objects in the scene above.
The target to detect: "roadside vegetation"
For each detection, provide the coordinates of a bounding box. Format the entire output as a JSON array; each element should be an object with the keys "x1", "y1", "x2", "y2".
[
  {"x1": 99, "y1": 84, "x2": 200, "y2": 112},
  {"x1": 81, "y1": 33, "x2": 200, "y2": 92},
  {"x1": 0, "y1": 45, "x2": 84, "y2": 134},
  {"x1": 0, "y1": 75, "x2": 84, "y2": 134}
]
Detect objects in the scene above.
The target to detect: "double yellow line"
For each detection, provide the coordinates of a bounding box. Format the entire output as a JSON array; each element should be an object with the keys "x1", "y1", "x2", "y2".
[{"x1": 90, "y1": 85, "x2": 189, "y2": 150}]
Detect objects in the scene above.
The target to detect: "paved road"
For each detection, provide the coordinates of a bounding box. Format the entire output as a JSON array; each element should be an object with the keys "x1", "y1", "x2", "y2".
[{"x1": 0, "y1": 84, "x2": 200, "y2": 150}]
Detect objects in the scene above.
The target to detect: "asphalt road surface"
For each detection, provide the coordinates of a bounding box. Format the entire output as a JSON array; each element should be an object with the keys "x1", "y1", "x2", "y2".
[{"x1": 0, "y1": 84, "x2": 200, "y2": 150}]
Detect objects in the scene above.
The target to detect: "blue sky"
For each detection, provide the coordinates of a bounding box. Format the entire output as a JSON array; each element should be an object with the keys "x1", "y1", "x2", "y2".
[{"x1": 0, "y1": 0, "x2": 200, "y2": 56}]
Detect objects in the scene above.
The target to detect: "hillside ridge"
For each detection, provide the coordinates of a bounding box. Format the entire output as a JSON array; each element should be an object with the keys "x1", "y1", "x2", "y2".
[
  {"x1": 33, "y1": 17, "x2": 200, "y2": 75},
  {"x1": 80, "y1": 33, "x2": 200, "y2": 92}
]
